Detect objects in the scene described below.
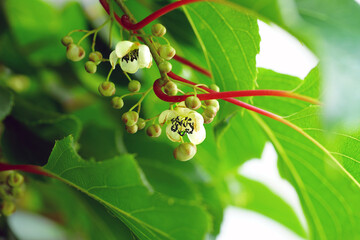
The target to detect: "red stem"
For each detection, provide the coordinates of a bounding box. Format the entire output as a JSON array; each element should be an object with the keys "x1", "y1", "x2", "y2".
[
  {"x1": 0, "y1": 163, "x2": 53, "y2": 178},
  {"x1": 120, "y1": 0, "x2": 207, "y2": 30},
  {"x1": 161, "y1": 72, "x2": 319, "y2": 104},
  {"x1": 155, "y1": 72, "x2": 312, "y2": 129}
]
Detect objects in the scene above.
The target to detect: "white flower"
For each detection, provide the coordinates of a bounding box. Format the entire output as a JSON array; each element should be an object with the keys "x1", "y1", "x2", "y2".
[
  {"x1": 109, "y1": 41, "x2": 152, "y2": 74},
  {"x1": 159, "y1": 104, "x2": 206, "y2": 145}
]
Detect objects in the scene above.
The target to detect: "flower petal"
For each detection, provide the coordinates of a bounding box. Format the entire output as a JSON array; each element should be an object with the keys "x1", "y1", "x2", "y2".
[
  {"x1": 159, "y1": 110, "x2": 176, "y2": 126},
  {"x1": 138, "y1": 45, "x2": 152, "y2": 68},
  {"x1": 189, "y1": 111, "x2": 204, "y2": 132},
  {"x1": 188, "y1": 125, "x2": 206, "y2": 145},
  {"x1": 166, "y1": 124, "x2": 181, "y2": 142},
  {"x1": 120, "y1": 58, "x2": 139, "y2": 74},
  {"x1": 115, "y1": 41, "x2": 134, "y2": 58},
  {"x1": 109, "y1": 50, "x2": 118, "y2": 69}
]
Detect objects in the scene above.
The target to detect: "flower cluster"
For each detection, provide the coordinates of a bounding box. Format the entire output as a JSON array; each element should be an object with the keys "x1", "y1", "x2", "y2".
[
  {"x1": 61, "y1": 18, "x2": 220, "y2": 161},
  {"x1": 0, "y1": 171, "x2": 25, "y2": 216}
]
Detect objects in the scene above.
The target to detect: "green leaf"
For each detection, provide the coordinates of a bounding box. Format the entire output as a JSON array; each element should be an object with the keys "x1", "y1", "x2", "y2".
[
  {"x1": 247, "y1": 67, "x2": 360, "y2": 239},
  {"x1": 43, "y1": 136, "x2": 210, "y2": 240},
  {"x1": 232, "y1": 175, "x2": 306, "y2": 238},
  {"x1": 221, "y1": 0, "x2": 360, "y2": 125},
  {"x1": 183, "y1": 2, "x2": 260, "y2": 118},
  {"x1": 0, "y1": 87, "x2": 13, "y2": 121}
]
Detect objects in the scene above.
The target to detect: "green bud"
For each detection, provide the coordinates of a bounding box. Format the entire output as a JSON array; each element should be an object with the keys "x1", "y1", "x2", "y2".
[
  {"x1": 204, "y1": 99, "x2": 220, "y2": 111},
  {"x1": 158, "y1": 45, "x2": 176, "y2": 60},
  {"x1": 146, "y1": 124, "x2": 162, "y2": 137},
  {"x1": 126, "y1": 124, "x2": 138, "y2": 134},
  {"x1": 7, "y1": 172, "x2": 24, "y2": 187},
  {"x1": 98, "y1": 82, "x2": 116, "y2": 97},
  {"x1": 185, "y1": 96, "x2": 201, "y2": 110},
  {"x1": 173, "y1": 143, "x2": 197, "y2": 161},
  {"x1": 159, "y1": 61, "x2": 172, "y2": 73},
  {"x1": 1, "y1": 201, "x2": 16, "y2": 216},
  {"x1": 0, "y1": 171, "x2": 12, "y2": 183},
  {"x1": 66, "y1": 44, "x2": 85, "y2": 62},
  {"x1": 158, "y1": 78, "x2": 169, "y2": 87},
  {"x1": 151, "y1": 23, "x2": 166, "y2": 37},
  {"x1": 128, "y1": 80, "x2": 141, "y2": 92},
  {"x1": 202, "y1": 112, "x2": 214, "y2": 124},
  {"x1": 89, "y1": 51, "x2": 103, "y2": 64},
  {"x1": 122, "y1": 111, "x2": 139, "y2": 126},
  {"x1": 209, "y1": 83, "x2": 220, "y2": 92},
  {"x1": 137, "y1": 118, "x2": 146, "y2": 130},
  {"x1": 204, "y1": 105, "x2": 217, "y2": 118},
  {"x1": 111, "y1": 97, "x2": 124, "y2": 109},
  {"x1": 164, "y1": 81, "x2": 178, "y2": 96},
  {"x1": 61, "y1": 36, "x2": 73, "y2": 46},
  {"x1": 85, "y1": 61, "x2": 97, "y2": 74}
]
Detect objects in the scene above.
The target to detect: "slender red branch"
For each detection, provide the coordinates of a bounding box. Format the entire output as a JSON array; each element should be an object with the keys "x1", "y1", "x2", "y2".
[
  {"x1": 172, "y1": 55, "x2": 212, "y2": 78},
  {"x1": 155, "y1": 72, "x2": 317, "y2": 130},
  {"x1": 0, "y1": 163, "x2": 53, "y2": 178},
  {"x1": 161, "y1": 72, "x2": 319, "y2": 104},
  {"x1": 120, "y1": 0, "x2": 207, "y2": 30}
]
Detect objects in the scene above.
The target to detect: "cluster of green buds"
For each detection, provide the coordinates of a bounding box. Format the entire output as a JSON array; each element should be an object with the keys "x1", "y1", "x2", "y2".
[
  {"x1": 0, "y1": 171, "x2": 25, "y2": 216},
  {"x1": 61, "y1": 36, "x2": 85, "y2": 62},
  {"x1": 150, "y1": 24, "x2": 175, "y2": 74}
]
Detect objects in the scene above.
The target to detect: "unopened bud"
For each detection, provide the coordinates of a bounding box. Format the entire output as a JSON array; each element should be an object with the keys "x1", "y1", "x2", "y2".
[
  {"x1": 66, "y1": 44, "x2": 85, "y2": 62},
  {"x1": 122, "y1": 111, "x2": 139, "y2": 126},
  {"x1": 151, "y1": 23, "x2": 166, "y2": 37},
  {"x1": 85, "y1": 61, "x2": 97, "y2": 74},
  {"x1": 164, "y1": 81, "x2": 178, "y2": 96},
  {"x1": 159, "y1": 61, "x2": 172, "y2": 73},
  {"x1": 204, "y1": 99, "x2": 220, "y2": 111},
  {"x1": 111, "y1": 97, "x2": 124, "y2": 109},
  {"x1": 126, "y1": 124, "x2": 138, "y2": 134},
  {"x1": 146, "y1": 124, "x2": 162, "y2": 137},
  {"x1": 158, "y1": 45, "x2": 176, "y2": 60},
  {"x1": 137, "y1": 118, "x2": 146, "y2": 130},
  {"x1": 173, "y1": 143, "x2": 197, "y2": 161},
  {"x1": 1, "y1": 201, "x2": 16, "y2": 216},
  {"x1": 185, "y1": 96, "x2": 201, "y2": 110},
  {"x1": 209, "y1": 84, "x2": 220, "y2": 92},
  {"x1": 128, "y1": 80, "x2": 141, "y2": 92},
  {"x1": 202, "y1": 112, "x2": 214, "y2": 124},
  {"x1": 204, "y1": 105, "x2": 217, "y2": 118},
  {"x1": 89, "y1": 51, "x2": 103, "y2": 64},
  {"x1": 61, "y1": 36, "x2": 73, "y2": 46},
  {"x1": 98, "y1": 82, "x2": 116, "y2": 97},
  {"x1": 7, "y1": 172, "x2": 24, "y2": 187}
]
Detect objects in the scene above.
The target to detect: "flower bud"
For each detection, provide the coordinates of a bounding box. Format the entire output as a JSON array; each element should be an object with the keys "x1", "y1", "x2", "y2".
[
  {"x1": 89, "y1": 51, "x2": 103, "y2": 64},
  {"x1": 185, "y1": 96, "x2": 201, "y2": 110},
  {"x1": 128, "y1": 80, "x2": 141, "y2": 92},
  {"x1": 1, "y1": 200, "x2": 16, "y2": 216},
  {"x1": 164, "y1": 81, "x2": 178, "y2": 96},
  {"x1": 151, "y1": 23, "x2": 166, "y2": 37},
  {"x1": 173, "y1": 143, "x2": 197, "y2": 161},
  {"x1": 85, "y1": 61, "x2": 97, "y2": 74},
  {"x1": 158, "y1": 45, "x2": 176, "y2": 60},
  {"x1": 202, "y1": 112, "x2": 214, "y2": 124},
  {"x1": 7, "y1": 172, "x2": 24, "y2": 187},
  {"x1": 126, "y1": 124, "x2": 138, "y2": 134},
  {"x1": 122, "y1": 111, "x2": 139, "y2": 126},
  {"x1": 159, "y1": 61, "x2": 172, "y2": 73},
  {"x1": 66, "y1": 43, "x2": 85, "y2": 62},
  {"x1": 146, "y1": 124, "x2": 162, "y2": 137},
  {"x1": 111, "y1": 97, "x2": 124, "y2": 109},
  {"x1": 61, "y1": 36, "x2": 73, "y2": 46},
  {"x1": 204, "y1": 105, "x2": 217, "y2": 118},
  {"x1": 98, "y1": 82, "x2": 116, "y2": 97},
  {"x1": 204, "y1": 99, "x2": 220, "y2": 111},
  {"x1": 209, "y1": 83, "x2": 220, "y2": 92},
  {"x1": 137, "y1": 118, "x2": 146, "y2": 130},
  {"x1": 0, "y1": 171, "x2": 12, "y2": 183},
  {"x1": 158, "y1": 78, "x2": 169, "y2": 87}
]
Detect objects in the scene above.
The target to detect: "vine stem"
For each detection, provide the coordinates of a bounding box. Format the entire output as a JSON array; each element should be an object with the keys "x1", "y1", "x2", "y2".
[
  {"x1": 98, "y1": 0, "x2": 212, "y2": 78},
  {"x1": 0, "y1": 163, "x2": 53, "y2": 178},
  {"x1": 161, "y1": 72, "x2": 319, "y2": 104}
]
